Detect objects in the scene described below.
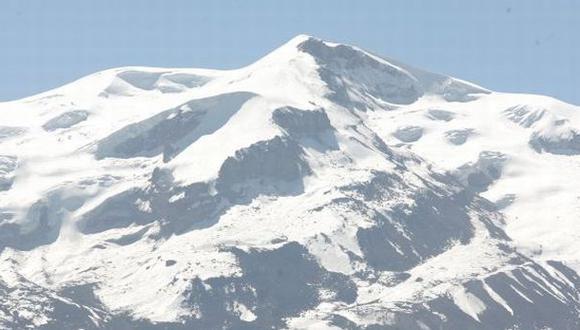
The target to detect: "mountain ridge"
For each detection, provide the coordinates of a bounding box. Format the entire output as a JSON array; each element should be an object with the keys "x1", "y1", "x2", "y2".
[{"x1": 0, "y1": 35, "x2": 579, "y2": 329}]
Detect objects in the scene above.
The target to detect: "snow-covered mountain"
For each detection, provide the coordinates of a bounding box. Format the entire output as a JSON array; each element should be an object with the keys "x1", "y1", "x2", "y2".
[{"x1": 1, "y1": 35, "x2": 579, "y2": 329}]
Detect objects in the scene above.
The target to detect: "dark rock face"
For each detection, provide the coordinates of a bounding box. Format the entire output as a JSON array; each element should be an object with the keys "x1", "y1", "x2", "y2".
[
  {"x1": 297, "y1": 38, "x2": 422, "y2": 108},
  {"x1": 77, "y1": 169, "x2": 227, "y2": 236},
  {"x1": 345, "y1": 171, "x2": 474, "y2": 272},
  {"x1": 529, "y1": 129, "x2": 580, "y2": 155},
  {"x1": 272, "y1": 106, "x2": 340, "y2": 151},
  {"x1": 0, "y1": 281, "x2": 105, "y2": 330},
  {"x1": 0, "y1": 155, "x2": 17, "y2": 191},
  {"x1": 181, "y1": 242, "x2": 357, "y2": 329},
  {"x1": 217, "y1": 136, "x2": 311, "y2": 199},
  {"x1": 504, "y1": 105, "x2": 546, "y2": 128},
  {"x1": 3, "y1": 37, "x2": 579, "y2": 330},
  {"x1": 2, "y1": 243, "x2": 357, "y2": 330},
  {"x1": 81, "y1": 136, "x2": 312, "y2": 236},
  {"x1": 363, "y1": 261, "x2": 580, "y2": 330},
  {"x1": 454, "y1": 151, "x2": 507, "y2": 193},
  {"x1": 297, "y1": 37, "x2": 488, "y2": 107},
  {"x1": 272, "y1": 107, "x2": 333, "y2": 136},
  {"x1": 3, "y1": 259, "x2": 579, "y2": 330}
]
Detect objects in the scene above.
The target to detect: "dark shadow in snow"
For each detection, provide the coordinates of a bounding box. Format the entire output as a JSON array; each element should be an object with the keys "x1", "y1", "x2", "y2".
[
  {"x1": 425, "y1": 109, "x2": 455, "y2": 122},
  {"x1": 116, "y1": 70, "x2": 164, "y2": 90},
  {"x1": 0, "y1": 181, "x2": 105, "y2": 252},
  {"x1": 0, "y1": 126, "x2": 26, "y2": 141},
  {"x1": 42, "y1": 110, "x2": 89, "y2": 131},
  {"x1": 445, "y1": 128, "x2": 475, "y2": 145},
  {"x1": 392, "y1": 125, "x2": 423, "y2": 143},
  {"x1": 103, "y1": 70, "x2": 211, "y2": 96},
  {"x1": 95, "y1": 92, "x2": 255, "y2": 162},
  {"x1": 114, "y1": 70, "x2": 211, "y2": 92},
  {"x1": 162, "y1": 72, "x2": 210, "y2": 89}
]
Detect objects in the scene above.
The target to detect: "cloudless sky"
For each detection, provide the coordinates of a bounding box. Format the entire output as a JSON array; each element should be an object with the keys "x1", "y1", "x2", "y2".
[{"x1": 1, "y1": 0, "x2": 578, "y2": 104}]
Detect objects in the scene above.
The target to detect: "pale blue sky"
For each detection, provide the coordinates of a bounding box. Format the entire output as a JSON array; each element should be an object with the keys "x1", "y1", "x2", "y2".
[{"x1": 1, "y1": 0, "x2": 578, "y2": 104}]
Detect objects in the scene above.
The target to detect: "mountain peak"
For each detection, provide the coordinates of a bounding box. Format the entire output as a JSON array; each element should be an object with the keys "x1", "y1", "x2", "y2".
[
  {"x1": 286, "y1": 33, "x2": 318, "y2": 45},
  {"x1": 275, "y1": 34, "x2": 364, "y2": 62},
  {"x1": 2, "y1": 34, "x2": 579, "y2": 330},
  {"x1": 256, "y1": 34, "x2": 489, "y2": 107}
]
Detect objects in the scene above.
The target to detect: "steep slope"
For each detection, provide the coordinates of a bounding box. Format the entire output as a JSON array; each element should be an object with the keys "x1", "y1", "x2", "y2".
[{"x1": 0, "y1": 35, "x2": 579, "y2": 329}]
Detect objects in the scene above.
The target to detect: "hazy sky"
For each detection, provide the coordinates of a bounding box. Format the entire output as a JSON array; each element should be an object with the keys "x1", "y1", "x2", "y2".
[{"x1": 1, "y1": 0, "x2": 578, "y2": 104}]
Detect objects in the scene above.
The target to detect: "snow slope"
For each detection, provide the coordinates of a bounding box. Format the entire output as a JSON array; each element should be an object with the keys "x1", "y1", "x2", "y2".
[{"x1": 0, "y1": 35, "x2": 579, "y2": 329}]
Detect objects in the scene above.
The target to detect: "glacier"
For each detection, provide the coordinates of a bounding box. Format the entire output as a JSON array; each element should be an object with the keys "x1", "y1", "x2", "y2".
[{"x1": 0, "y1": 35, "x2": 579, "y2": 329}]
